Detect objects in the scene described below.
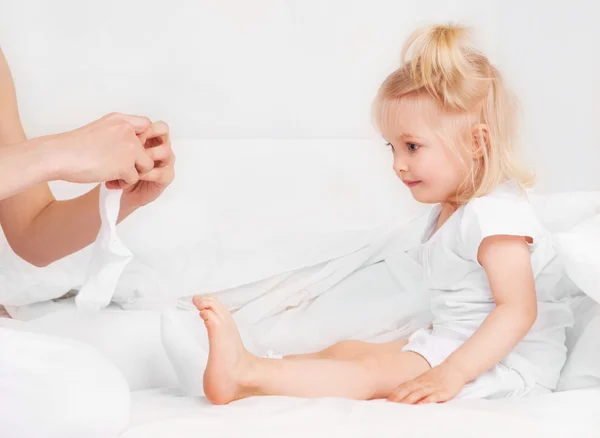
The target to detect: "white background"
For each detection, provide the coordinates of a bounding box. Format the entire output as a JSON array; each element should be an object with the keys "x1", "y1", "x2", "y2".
[{"x1": 0, "y1": 0, "x2": 598, "y2": 192}]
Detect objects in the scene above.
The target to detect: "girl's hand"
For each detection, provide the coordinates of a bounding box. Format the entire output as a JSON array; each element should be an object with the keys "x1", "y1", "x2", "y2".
[
  {"x1": 387, "y1": 361, "x2": 468, "y2": 404},
  {"x1": 117, "y1": 121, "x2": 175, "y2": 213}
]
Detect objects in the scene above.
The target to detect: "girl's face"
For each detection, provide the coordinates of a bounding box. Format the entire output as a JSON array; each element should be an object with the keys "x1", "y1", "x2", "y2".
[{"x1": 380, "y1": 96, "x2": 471, "y2": 205}]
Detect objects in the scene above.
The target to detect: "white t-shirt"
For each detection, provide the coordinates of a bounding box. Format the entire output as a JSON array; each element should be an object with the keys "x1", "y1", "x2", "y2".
[{"x1": 410, "y1": 182, "x2": 572, "y2": 389}]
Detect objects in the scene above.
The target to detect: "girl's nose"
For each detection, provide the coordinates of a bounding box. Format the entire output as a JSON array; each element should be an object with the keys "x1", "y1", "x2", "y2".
[{"x1": 393, "y1": 158, "x2": 408, "y2": 177}]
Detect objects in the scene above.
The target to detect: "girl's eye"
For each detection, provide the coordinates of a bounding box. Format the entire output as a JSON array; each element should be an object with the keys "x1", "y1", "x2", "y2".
[
  {"x1": 407, "y1": 142, "x2": 420, "y2": 152},
  {"x1": 386, "y1": 142, "x2": 395, "y2": 152}
]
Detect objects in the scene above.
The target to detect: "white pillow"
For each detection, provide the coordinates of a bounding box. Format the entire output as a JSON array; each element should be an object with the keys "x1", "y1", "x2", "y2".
[
  {"x1": 1, "y1": 303, "x2": 179, "y2": 391},
  {"x1": 528, "y1": 191, "x2": 600, "y2": 233},
  {"x1": 0, "y1": 323, "x2": 131, "y2": 438},
  {"x1": 554, "y1": 214, "x2": 600, "y2": 304},
  {"x1": 557, "y1": 296, "x2": 600, "y2": 391}
]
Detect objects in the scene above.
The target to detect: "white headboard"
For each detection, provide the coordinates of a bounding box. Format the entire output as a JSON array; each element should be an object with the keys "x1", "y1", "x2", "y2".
[{"x1": 1, "y1": 0, "x2": 496, "y2": 138}]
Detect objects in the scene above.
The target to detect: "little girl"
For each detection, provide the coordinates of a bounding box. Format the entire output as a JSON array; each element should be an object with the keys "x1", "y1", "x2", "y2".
[{"x1": 194, "y1": 24, "x2": 571, "y2": 405}]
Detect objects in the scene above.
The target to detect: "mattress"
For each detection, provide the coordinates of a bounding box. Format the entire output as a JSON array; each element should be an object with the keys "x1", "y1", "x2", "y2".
[{"x1": 123, "y1": 387, "x2": 600, "y2": 438}]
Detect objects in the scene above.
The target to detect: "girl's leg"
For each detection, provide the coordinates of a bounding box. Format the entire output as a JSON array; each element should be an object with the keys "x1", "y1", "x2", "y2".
[
  {"x1": 285, "y1": 339, "x2": 408, "y2": 361},
  {"x1": 194, "y1": 297, "x2": 429, "y2": 405}
]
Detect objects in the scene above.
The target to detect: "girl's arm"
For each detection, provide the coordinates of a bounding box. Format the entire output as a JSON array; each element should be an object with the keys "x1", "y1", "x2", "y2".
[
  {"x1": 445, "y1": 234, "x2": 538, "y2": 380},
  {"x1": 389, "y1": 234, "x2": 537, "y2": 404}
]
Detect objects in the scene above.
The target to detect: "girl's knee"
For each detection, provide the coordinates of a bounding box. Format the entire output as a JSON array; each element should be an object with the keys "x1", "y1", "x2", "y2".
[{"x1": 357, "y1": 353, "x2": 381, "y2": 374}]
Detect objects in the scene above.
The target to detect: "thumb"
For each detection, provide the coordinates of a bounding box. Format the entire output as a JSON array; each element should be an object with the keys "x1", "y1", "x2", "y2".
[{"x1": 107, "y1": 113, "x2": 152, "y2": 134}]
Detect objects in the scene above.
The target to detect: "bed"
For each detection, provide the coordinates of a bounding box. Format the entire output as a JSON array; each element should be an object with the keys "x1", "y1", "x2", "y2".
[
  {"x1": 1, "y1": 139, "x2": 600, "y2": 437},
  {"x1": 1, "y1": 1, "x2": 599, "y2": 436},
  {"x1": 2, "y1": 293, "x2": 600, "y2": 438},
  {"x1": 124, "y1": 387, "x2": 600, "y2": 438}
]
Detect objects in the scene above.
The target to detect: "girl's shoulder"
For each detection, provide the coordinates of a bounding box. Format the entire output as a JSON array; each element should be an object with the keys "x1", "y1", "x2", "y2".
[
  {"x1": 464, "y1": 180, "x2": 535, "y2": 214},
  {"x1": 457, "y1": 181, "x2": 545, "y2": 261}
]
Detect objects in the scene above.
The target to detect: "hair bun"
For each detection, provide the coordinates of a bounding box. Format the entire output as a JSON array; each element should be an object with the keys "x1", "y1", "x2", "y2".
[{"x1": 402, "y1": 24, "x2": 474, "y2": 108}]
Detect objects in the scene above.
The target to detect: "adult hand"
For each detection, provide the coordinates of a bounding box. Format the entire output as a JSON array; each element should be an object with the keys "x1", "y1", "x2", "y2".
[
  {"x1": 50, "y1": 112, "x2": 155, "y2": 186},
  {"x1": 118, "y1": 121, "x2": 175, "y2": 210}
]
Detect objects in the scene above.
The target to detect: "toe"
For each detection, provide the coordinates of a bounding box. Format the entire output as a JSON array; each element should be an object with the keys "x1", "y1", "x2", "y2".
[
  {"x1": 199, "y1": 309, "x2": 210, "y2": 321},
  {"x1": 200, "y1": 309, "x2": 219, "y2": 328},
  {"x1": 192, "y1": 295, "x2": 204, "y2": 310},
  {"x1": 194, "y1": 296, "x2": 214, "y2": 311},
  {"x1": 208, "y1": 298, "x2": 231, "y2": 320}
]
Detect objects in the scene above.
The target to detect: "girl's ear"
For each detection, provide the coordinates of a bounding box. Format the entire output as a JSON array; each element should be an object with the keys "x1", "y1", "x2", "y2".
[{"x1": 471, "y1": 124, "x2": 489, "y2": 158}]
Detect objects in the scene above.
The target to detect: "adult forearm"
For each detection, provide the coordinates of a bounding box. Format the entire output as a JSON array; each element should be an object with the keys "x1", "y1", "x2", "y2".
[
  {"x1": 0, "y1": 137, "x2": 56, "y2": 201},
  {"x1": 13, "y1": 185, "x2": 138, "y2": 267}
]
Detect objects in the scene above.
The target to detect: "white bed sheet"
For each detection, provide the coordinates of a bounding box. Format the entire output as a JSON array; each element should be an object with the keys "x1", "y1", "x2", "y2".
[{"x1": 124, "y1": 387, "x2": 600, "y2": 438}]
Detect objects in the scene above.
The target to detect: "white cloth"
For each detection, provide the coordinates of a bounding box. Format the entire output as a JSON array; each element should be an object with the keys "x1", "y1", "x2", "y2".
[
  {"x1": 406, "y1": 182, "x2": 572, "y2": 392},
  {"x1": 162, "y1": 237, "x2": 432, "y2": 397},
  {"x1": 182, "y1": 218, "x2": 428, "y2": 328},
  {"x1": 76, "y1": 185, "x2": 132, "y2": 311}
]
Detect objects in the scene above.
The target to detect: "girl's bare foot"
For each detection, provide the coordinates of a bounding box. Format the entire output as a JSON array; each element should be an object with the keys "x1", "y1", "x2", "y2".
[{"x1": 193, "y1": 296, "x2": 257, "y2": 405}]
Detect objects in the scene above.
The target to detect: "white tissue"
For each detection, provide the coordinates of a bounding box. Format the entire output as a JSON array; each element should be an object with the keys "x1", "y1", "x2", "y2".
[{"x1": 76, "y1": 185, "x2": 133, "y2": 311}]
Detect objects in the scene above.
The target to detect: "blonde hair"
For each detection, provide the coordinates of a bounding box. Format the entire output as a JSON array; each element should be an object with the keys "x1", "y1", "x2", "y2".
[{"x1": 373, "y1": 23, "x2": 533, "y2": 204}]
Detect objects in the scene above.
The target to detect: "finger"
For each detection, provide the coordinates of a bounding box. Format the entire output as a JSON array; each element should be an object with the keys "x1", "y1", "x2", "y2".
[
  {"x1": 120, "y1": 167, "x2": 140, "y2": 187},
  {"x1": 401, "y1": 387, "x2": 435, "y2": 405},
  {"x1": 143, "y1": 121, "x2": 170, "y2": 148},
  {"x1": 388, "y1": 382, "x2": 418, "y2": 402},
  {"x1": 146, "y1": 120, "x2": 169, "y2": 140},
  {"x1": 118, "y1": 179, "x2": 135, "y2": 190},
  {"x1": 137, "y1": 131, "x2": 148, "y2": 148},
  {"x1": 417, "y1": 393, "x2": 443, "y2": 404},
  {"x1": 140, "y1": 167, "x2": 175, "y2": 187},
  {"x1": 135, "y1": 149, "x2": 156, "y2": 175},
  {"x1": 146, "y1": 144, "x2": 174, "y2": 164},
  {"x1": 160, "y1": 148, "x2": 176, "y2": 167},
  {"x1": 122, "y1": 115, "x2": 151, "y2": 134},
  {"x1": 106, "y1": 113, "x2": 152, "y2": 134},
  {"x1": 388, "y1": 390, "x2": 407, "y2": 402},
  {"x1": 140, "y1": 167, "x2": 164, "y2": 183},
  {"x1": 105, "y1": 180, "x2": 121, "y2": 190}
]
